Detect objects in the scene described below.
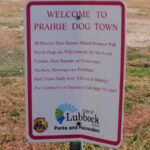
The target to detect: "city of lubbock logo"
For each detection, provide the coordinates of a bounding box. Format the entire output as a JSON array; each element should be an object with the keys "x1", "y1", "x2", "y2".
[{"x1": 55, "y1": 103, "x2": 77, "y2": 124}]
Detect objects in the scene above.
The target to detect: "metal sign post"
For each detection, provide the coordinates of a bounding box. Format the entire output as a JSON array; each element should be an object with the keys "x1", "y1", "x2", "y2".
[{"x1": 70, "y1": 142, "x2": 82, "y2": 150}]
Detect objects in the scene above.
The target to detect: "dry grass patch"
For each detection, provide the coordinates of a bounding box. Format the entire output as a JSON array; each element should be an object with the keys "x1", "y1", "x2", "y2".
[
  {"x1": 124, "y1": 104, "x2": 150, "y2": 137},
  {"x1": 125, "y1": 0, "x2": 150, "y2": 19},
  {"x1": 0, "y1": 0, "x2": 24, "y2": 17},
  {"x1": 127, "y1": 19, "x2": 150, "y2": 48},
  {"x1": 125, "y1": 76, "x2": 150, "y2": 100},
  {"x1": 0, "y1": 29, "x2": 18, "y2": 49}
]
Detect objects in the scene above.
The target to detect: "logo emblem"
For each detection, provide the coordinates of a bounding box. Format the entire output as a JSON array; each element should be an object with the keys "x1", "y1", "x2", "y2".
[
  {"x1": 34, "y1": 118, "x2": 48, "y2": 133},
  {"x1": 55, "y1": 103, "x2": 77, "y2": 124}
]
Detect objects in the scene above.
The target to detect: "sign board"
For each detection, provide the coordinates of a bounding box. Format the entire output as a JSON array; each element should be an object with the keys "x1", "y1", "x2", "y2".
[{"x1": 24, "y1": 1, "x2": 126, "y2": 148}]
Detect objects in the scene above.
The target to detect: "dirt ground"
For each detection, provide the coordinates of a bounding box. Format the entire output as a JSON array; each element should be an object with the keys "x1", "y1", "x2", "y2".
[
  {"x1": 127, "y1": 18, "x2": 150, "y2": 48},
  {"x1": 126, "y1": 0, "x2": 150, "y2": 48}
]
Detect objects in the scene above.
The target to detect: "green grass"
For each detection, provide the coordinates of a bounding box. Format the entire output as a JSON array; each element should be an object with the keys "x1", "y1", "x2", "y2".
[
  {"x1": 124, "y1": 95, "x2": 150, "y2": 112},
  {"x1": 16, "y1": 31, "x2": 24, "y2": 45},
  {"x1": 127, "y1": 52, "x2": 145, "y2": 61},
  {"x1": 61, "y1": 142, "x2": 67, "y2": 150},
  {"x1": 0, "y1": 22, "x2": 8, "y2": 27},
  {"x1": 124, "y1": 135, "x2": 144, "y2": 149},
  {"x1": 126, "y1": 67, "x2": 150, "y2": 77},
  {"x1": 127, "y1": 47, "x2": 150, "y2": 61},
  {"x1": 124, "y1": 99, "x2": 133, "y2": 111},
  {"x1": 146, "y1": 92, "x2": 150, "y2": 97},
  {"x1": 0, "y1": 48, "x2": 24, "y2": 77},
  {"x1": 125, "y1": 84, "x2": 136, "y2": 92},
  {"x1": 123, "y1": 95, "x2": 150, "y2": 116},
  {"x1": 133, "y1": 96, "x2": 150, "y2": 105},
  {"x1": 8, "y1": 23, "x2": 20, "y2": 29},
  {"x1": 0, "y1": 21, "x2": 22, "y2": 29},
  {"x1": 123, "y1": 122, "x2": 150, "y2": 150},
  {"x1": 7, "y1": 108, "x2": 24, "y2": 120},
  {"x1": 0, "y1": 135, "x2": 10, "y2": 145},
  {"x1": 0, "y1": 67, "x2": 24, "y2": 77}
]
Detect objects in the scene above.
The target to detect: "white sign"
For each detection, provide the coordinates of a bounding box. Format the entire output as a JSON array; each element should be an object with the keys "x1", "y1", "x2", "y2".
[{"x1": 24, "y1": 1, "x2": 126, "y2": 148}]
